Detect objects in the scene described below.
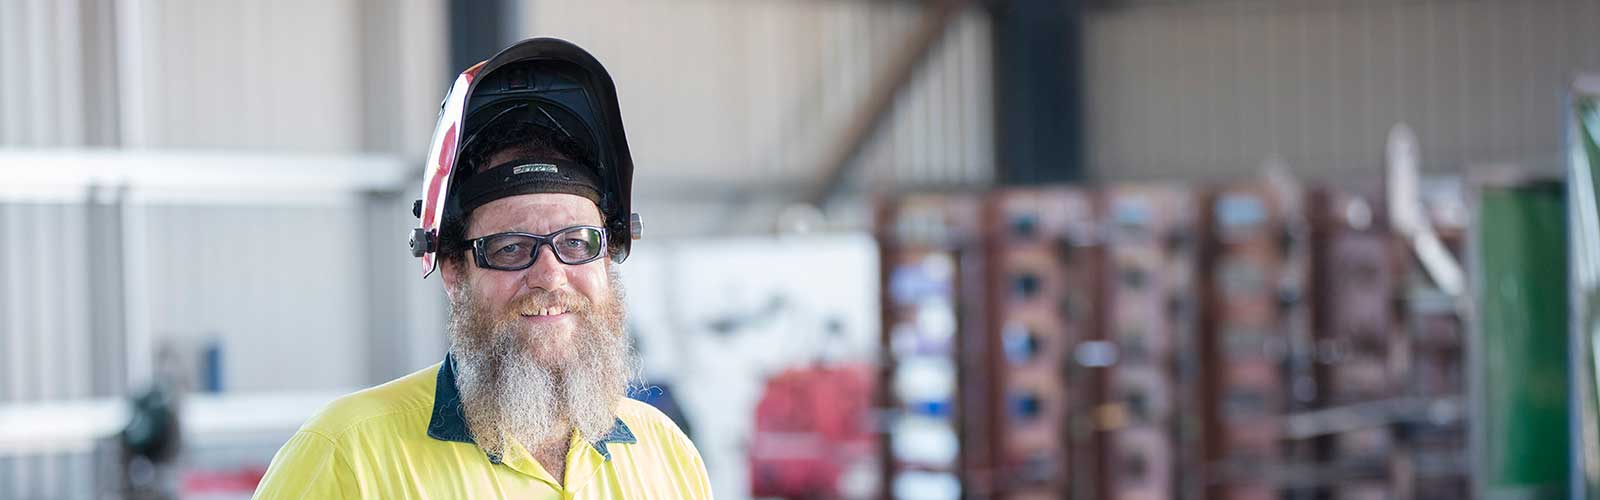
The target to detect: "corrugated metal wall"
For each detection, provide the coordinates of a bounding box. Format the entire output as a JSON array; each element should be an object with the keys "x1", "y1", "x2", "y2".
[
  {"x1": 142, "y1": 204, "x2": 367, "y2": 392},
  {"x1": 0, "y1": 0, "x2": 117, "y2": 147},
  {"x1": 0, "y1": 188, "x2": 425, "y2": 499},
  {"x1": 0, "y1": 198, "x2": 384, "y2": 498},
  {"x1": 0, "y1": 0, "x2": 446, "y2": 152},
  {"x1": 0, "y1": 0, "x2": 447, "y2": 496},
  {"x1": 519, "y1": 0, "x2": 996, "y2": 235},
  {"x1": 132, "y1": 0, "x2": 361, "y2": 150},
  {"x1": 1083, "y1": 0, "x2": 1600, "y2": 181},
  {"x1": 0, "y1": 202, "x2": 99, "y2": 499},
  {"x1": 122, "y1": 0, "x2": 445, "y2": 152},
  {"x1": 857, "y1": 6, "x2": 995, "y2": 191}
]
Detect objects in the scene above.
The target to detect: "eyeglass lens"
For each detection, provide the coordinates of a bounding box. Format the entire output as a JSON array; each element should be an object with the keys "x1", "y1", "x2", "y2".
[{"x1": 479, "y1": 227, "x2": 604, "y2": 268}]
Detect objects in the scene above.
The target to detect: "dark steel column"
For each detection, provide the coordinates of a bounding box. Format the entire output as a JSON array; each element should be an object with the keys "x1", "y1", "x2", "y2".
[
  {"x1": 988, "y1": 0, "x2": 1085, "y2": 185},
  {"x1": 449, "y1": 0, "x2": 510, "y2": 75}
]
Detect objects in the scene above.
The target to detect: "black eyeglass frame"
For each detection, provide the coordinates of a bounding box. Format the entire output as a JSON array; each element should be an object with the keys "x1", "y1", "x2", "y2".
[{"x1": 469, "y1": 225, "x2": 609, "y2": 270}]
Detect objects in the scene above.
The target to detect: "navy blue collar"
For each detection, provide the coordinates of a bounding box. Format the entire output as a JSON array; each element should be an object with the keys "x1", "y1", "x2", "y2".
[{"x1": 427, "y1": 353, "x2": 637, "y2": 462}]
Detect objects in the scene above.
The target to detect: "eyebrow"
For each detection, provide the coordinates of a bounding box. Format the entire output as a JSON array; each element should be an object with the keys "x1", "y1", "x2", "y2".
[
  {"x1": 470, "y1": 223, "x2": 600, "y2": 237},
  {"x1": 468, "y1": 209, "x2": 603, "y2": 234},
  {"x1": 507, "y1": 221, "x2": 601, "y2": 232}
]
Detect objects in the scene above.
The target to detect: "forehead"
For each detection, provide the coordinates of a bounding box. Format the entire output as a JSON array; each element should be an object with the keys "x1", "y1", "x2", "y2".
[{"x1": 467, "y1": 193, "x2": 603, "y2": 235}]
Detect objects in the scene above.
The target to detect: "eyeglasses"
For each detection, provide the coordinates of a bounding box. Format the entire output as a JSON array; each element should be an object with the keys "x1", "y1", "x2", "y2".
[{"x1": 470, "y1": 226, "x2": 608, "y2": 270}]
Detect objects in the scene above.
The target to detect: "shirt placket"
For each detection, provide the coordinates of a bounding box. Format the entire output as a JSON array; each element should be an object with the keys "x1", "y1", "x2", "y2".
[
  {"x1": 499, "y1": 439, "x2": 564, "y2": 491},
  {"x1": 561, "y1": 432, "x2": 610, "y2": 497}
]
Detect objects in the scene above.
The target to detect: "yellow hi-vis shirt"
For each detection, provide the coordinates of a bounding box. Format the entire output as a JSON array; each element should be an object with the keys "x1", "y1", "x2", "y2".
[{"x1": 252, "y1": 356, "x2": 712, "y2": 499}]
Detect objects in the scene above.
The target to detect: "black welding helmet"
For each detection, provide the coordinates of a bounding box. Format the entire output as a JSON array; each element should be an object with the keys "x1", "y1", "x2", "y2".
[{"x1": 410, "y1": 37, "x2": 641, "y2": 277}]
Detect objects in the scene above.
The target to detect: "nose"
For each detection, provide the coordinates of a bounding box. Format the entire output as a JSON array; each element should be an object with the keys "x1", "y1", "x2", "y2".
[{"x1": 520, "y1": 242, "x2": 569, "y2": 291}]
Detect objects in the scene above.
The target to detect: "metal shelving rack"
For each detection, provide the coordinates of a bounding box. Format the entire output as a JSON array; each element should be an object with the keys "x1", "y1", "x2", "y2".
[{"x1": 877, "y1": 194, "x2": 984, "y2": 500}]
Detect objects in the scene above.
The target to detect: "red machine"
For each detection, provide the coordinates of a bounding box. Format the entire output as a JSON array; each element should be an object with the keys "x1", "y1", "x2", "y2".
[{"x1": 750, "y1": 364, "x2": 877, "y2": 499}]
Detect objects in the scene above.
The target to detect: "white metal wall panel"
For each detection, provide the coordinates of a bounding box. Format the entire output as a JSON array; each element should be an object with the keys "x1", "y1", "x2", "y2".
[
  {"x1": 0, "y1": 0, "x2": 97, "y2": 148},
  {"x1": 1084, "y1": 0, "x2": 1600, "y2": 181},
  {"x1": 519, "y1": 0, "x2": 995, "y2": 199},
  {"x1": 0, "y1": 0, "x2": 446, "y2": 493},
  {"x1": 0, "y1": 151, "x2": 424, "y2": 497},
  {"x1": 0, "y1": 202, "x2": 97, "y2": 500},
  {"x1": 1, "y1": 0, "x2": 445, "y2": 153},
  {"x1": 356, "y1": 0, "x2": 451, "y2": 157},
  {"x1": 142, "y1": 204, "x2": 368, "y2": 392},
  {"x1": 860, "y1": 7, "x2": 994, "y2": 191},
  {"x1": 127, "y1": 0, "x2": 363, "y2": 151}
]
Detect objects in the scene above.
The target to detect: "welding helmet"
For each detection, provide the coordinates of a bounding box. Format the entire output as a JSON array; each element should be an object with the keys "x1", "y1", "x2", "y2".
[{"x1": 409, "y1": 37, "x2": 642, "y2": 277}]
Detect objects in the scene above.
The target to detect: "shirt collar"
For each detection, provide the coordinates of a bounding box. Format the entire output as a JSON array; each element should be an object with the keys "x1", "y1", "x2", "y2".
[{"x1": 427, "y1": 353, "x2": 637, "y2": 462}]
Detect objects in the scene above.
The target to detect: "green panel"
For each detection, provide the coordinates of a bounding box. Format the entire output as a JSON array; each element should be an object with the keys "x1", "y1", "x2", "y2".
[{"x1": 1478, "y1": 181, "x2": 1570, "y2": 498}]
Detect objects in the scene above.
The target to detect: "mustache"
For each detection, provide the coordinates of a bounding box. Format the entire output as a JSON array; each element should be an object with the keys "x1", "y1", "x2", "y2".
[{"x1": 506, "y1": 288, "x2": 591, "y2": 315}]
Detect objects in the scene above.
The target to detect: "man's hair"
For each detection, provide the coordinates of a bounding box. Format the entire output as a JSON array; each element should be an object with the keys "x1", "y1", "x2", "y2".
[{"x1": 438, "y1": 121, "x2": 596, "y2": 265}]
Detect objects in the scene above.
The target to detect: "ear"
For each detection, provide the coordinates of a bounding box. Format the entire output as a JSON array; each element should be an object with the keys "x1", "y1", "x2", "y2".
[{"x1": 439, "y1": 258, "x2": 465, "y2": 302}]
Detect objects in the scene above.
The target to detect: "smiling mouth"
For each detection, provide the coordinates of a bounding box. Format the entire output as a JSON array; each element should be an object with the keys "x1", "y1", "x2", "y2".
[{"x1": 520, "y1": 306, "x2": 570, "y2": 318}]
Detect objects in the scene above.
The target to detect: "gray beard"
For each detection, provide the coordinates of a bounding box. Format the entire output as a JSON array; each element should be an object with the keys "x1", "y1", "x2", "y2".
[{"x1": 447, "y1": 268, "x2": 635, "y2": 459}]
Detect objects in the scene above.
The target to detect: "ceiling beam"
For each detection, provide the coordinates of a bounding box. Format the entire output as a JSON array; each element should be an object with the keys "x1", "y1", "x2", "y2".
[{"x1": 806, "y1": 0, "x2": 975, "y2": 206}]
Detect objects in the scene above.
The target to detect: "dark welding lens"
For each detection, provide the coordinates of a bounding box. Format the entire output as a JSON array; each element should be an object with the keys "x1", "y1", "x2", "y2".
[
  {"x1": 552, "y1": 226, "x2": 605, "y2": 264},
  {"x1": 480, "y1": 233, "x2": 538, "y2": 269}
]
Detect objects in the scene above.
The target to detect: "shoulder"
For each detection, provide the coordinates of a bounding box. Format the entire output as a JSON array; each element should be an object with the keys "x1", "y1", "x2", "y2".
[
  {"x1": 255, "y1": 364, "x2": 444, "y2": 498},
  {"x1": 298, "y1": 363, "x2": 440, "y2": 441},
  {"x1": 616, "y1": 397, "x2": 670, "y2": 422},
  {"x1": 616, "y1": 398, "x2": 680, "y2": 436},
  {"x1": 615, "y1": 398, "x2": 700, "y2": 455},
  {"x1": 612, "y1": 398, "x2": 712, "y2": 494}
]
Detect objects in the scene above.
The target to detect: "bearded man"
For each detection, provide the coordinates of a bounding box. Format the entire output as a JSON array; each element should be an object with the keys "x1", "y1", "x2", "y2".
[{"x1": 253, "y1": 38, "x2": 711, "y2": 498}]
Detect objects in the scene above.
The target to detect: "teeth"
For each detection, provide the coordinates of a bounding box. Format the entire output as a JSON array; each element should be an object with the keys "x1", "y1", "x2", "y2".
[{"x1": 521, "y1": 306, "x2": 567, "y2": 317}]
